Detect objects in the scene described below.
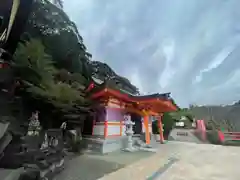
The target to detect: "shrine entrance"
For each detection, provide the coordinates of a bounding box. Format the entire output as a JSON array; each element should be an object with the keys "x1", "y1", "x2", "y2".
[
  {"x1": 82, "y1": 114, "x2": 94, "y2": 136},
  {"x1": 130, "y1": 113, "x2": 142, "y2": 134}
]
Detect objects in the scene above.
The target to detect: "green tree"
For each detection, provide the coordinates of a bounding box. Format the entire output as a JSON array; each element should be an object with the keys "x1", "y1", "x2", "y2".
[
  {"x1": 22, "y1": 0, "x2": 138, "y2": 95},
  {"x1": 14, "y1": 39, "x2": 89, "y2": 116},
  {"x1": 162, "y1": 112, "x2": 175, "y2": 138},
  {"x1": 152, "y1": 112, "x2": 175, "y2": 138},
  {"x1": 14, "y1": 39, "x2": 56, "y2": 87},
  {"x1": 170, "y1": 108, "x2": 194, "y2": 122}
]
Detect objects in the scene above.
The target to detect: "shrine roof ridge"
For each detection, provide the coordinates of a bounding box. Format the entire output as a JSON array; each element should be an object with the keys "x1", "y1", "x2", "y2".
[
  {"x1": 87, "y1": 80, "x2": 179, "y2": 112},
  {"x1": 89, "y1": 82, "x2": 171, "y2": 99},
  {"x1": 128, "y1": 92, "x2": 171, "y2": 100},
  {"x1": 91, "y1": 86, "x2": 174, "y2": 102}
]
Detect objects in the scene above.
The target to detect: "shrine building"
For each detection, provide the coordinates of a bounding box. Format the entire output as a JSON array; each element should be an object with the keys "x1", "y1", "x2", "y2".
[{"x1": 82, "y1": 80, "x2": 178, "y2": 154}]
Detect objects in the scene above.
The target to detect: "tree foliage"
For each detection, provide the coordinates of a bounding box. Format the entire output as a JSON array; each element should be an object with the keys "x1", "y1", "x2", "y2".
[
  {"x1": 170, "y1": 108, "x2": 194, "y2": 122},
  {"x1": 162, "y1": 113, "x2": 175, "y2": 136},
  {"x1": 24, "y1": 0, "x2": 92, "y2": 79},
  {"x1": 10, "y1": 0, "x2": 147, "y2": 126},
  {"x1": 152, "y1": 107, "x2": 194, "y2": 138},
  {"x1": 22, "y1": 0, "x2": 139, "y2": 95},
  {"x1": 14, "y1": 39, "x2": 56, "y2": 86},
  {"x1": 152, "y1": 112, "x2": 176, "y2": 138},
  {"x1": 189, "y1": 104, "x2": 240, "y2": 131},
  {"x1": 13, "y1": 39, "x2": 89, "y2": 115}
]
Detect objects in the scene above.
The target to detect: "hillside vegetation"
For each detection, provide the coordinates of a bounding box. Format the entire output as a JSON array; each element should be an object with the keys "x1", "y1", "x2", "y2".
[
  {"x1": 1, "y1": 0, "x2": 140, "y2": 128},
  {"x1": 190, "y1": 102, "x2": 240, "y2": 131}
]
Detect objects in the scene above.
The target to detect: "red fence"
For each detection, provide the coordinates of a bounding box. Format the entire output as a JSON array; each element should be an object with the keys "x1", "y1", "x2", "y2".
[
  {"x1": 189, "y1": 120, "x2": 240, "y2": 144},
  {"x1": 218, "y1": 131, "x2": 240, "y2": 143}
]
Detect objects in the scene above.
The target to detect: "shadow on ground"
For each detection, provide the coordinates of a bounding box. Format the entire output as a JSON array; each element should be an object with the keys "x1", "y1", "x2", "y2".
[{"x1": 56, "y1": 151, "x2": 154, "y2": 180}]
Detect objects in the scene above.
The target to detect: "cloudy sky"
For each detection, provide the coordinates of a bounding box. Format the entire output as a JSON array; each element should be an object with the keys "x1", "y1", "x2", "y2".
[{"x1": 64, "y1": 0, "x2": 240, "y2": 107}]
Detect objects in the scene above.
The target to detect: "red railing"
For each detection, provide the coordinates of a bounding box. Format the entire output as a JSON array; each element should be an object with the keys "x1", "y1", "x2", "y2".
[{"x1": 218, "y1": 131, "x2": 240, "y2": 143}]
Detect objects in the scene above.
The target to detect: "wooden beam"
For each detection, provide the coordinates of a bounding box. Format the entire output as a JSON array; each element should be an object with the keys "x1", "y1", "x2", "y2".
[{"x1": 124, "y1": 106, "x2": 145, "y2": 116}]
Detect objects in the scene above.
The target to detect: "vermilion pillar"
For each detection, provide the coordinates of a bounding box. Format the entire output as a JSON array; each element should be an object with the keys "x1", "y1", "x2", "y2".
[
  {"x1": 104, "y1": 121, "x2": 108, "y2": 138},
  {"x1": 144, "y1": 115, "x2": 150, "y2": 144},
  {"x1": 120, "y1": 120, "x2": 123, "y2": 136},
  {"x1": 157, "y1": 114, "x2": 164, "y2": 144}
]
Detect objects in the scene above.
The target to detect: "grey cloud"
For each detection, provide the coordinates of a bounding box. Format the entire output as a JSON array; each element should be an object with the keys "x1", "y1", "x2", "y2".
[{"x1": 64, "y1": 0, "x2": 240, "y2": 107}]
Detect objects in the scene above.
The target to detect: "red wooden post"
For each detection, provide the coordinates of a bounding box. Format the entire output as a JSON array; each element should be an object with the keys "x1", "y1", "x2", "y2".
[
  {"x1": 104, "y1": 121, "x2": 108, "y2": 138},
  {"x1": 120, "y1": 120, "x2": 123, "y2": 136},
  {"x1": 144, "y1": 115, "x2": 150, "y2": 144},
  {"x1": 158, "y1": 114, "x2": 164, "y2": 144}
]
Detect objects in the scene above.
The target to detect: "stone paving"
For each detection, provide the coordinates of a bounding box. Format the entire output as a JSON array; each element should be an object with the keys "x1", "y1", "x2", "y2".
[
  {"x1": 100, "y1": 142, "x2": 240, "y2": 180},
  {"x1": 56, "y1": 142, "x2": 240, "y2": 180},
  {"x1": 55, "y1": 151, "x2": 154, "y2": 180}
]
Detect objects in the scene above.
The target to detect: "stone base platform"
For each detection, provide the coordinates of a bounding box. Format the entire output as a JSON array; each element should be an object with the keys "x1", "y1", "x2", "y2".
[
  {"x1": 82, "y1": 135, "x2": 128, "y2": 154},
  {"x1": 82, "y1": 134, "x2": 161, "y2": 154}
]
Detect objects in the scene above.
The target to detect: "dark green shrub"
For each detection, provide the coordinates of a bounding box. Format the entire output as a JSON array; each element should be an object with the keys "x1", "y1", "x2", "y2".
[
  {"x1": 207, "y1": 130, "x2": 222, "y2": 145},
  {"x1": 152, "y1": 120, "x2": 159, "y2": 134}
]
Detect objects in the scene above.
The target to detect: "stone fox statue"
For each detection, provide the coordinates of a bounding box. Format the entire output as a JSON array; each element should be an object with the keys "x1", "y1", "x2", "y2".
[{"x1": 0, "y1": 0, "x2": 34, "y2": 55}]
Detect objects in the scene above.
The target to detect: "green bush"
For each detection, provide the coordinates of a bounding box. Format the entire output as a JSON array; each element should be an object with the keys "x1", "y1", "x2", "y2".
[
  {"x1": 152, "y1": 113, "x2": 176, "y2": 139},
  {"x1": 152, "y1": 120, "x2": 159, "y2": 134},
  {"x1": 207, "y1": 130, "x2": 222, "y2": 145}
]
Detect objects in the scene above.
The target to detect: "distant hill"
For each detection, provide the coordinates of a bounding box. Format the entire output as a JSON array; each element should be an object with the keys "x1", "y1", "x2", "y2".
[{"x1": 190, "y1": 101, "x2": 240, "y2": 131}]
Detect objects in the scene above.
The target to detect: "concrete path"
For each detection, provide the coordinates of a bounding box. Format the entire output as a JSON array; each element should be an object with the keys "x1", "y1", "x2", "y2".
[{"x1": 100, "y1": 142, "x2": 240, "y2": 180}]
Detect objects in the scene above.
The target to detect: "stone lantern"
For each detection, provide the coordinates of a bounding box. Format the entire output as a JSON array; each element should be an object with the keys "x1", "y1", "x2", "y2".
[{"x1": 123, "y1": 114, "x2": 136, "y2": 152}]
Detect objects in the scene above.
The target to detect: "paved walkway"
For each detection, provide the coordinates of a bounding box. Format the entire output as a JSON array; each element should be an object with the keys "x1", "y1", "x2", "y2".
[
  {"x1": 100, "y1": 142, "x2": 240, "y2": 180},
  {"x1": 56, "y1": 150, "x2": 154, "y2": 180}
]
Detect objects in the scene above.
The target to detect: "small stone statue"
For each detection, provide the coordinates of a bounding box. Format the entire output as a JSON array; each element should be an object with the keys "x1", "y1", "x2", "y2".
[
  {"x1": 60, "y1": 121, "x2": 67, "y2": 142},
  {"x1": 60, "y1": 121, "x2": 67, "y2": 130},
  {"x1": 27, "y1": 111, "x2": 42, "y2": 136},
  {"x1": 41, "y1": 133, "x2": 49, "y2": 149}
]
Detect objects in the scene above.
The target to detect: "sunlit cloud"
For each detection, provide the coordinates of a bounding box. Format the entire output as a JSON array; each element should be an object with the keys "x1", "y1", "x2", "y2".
[{"x1": 194, "y1": 45, "x2": 236, "y2": 83}]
